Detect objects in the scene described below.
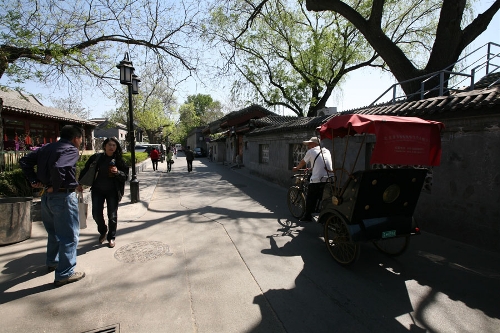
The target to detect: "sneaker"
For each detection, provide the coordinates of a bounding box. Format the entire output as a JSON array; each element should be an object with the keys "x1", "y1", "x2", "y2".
[
  {"x1": 98, "y1": 233, "x2": 106, "y2": 244},
  {"x1": 54, "y1": 272, "x2": 86, "y2": 287},
  {"x1": 109, "y1": 239, "x2": 115, "y2": 248}
]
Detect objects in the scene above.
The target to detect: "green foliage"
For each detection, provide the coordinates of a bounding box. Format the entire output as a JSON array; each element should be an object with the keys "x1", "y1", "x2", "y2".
[
  {"x1": 177, "y1": 103, "x2": 200, "y2": 142},
  {"x1": 108, "y1": 90, "x2": 173, "y2": 143},
  {"x1": 0, "y1": 169, "x2": 33, "y2": 197},
  {"x1": 123, "y1": 152, "x2": 149, "y2": 166},
  {"x1": 207, "y1": 0, "x2": 374, "y2": 117},
  {"x1": 0, "y1": 0, "x2": 198, "y2": 86},
  {"x1": 187, "y1": 94, "x2": 214, "y2": 117},
  {"x1": 173, "y1": 94, "x2": 225, "y2": 144},
  {"x1": 185, "y1": 94, "x2": 225, "y2": 125}
]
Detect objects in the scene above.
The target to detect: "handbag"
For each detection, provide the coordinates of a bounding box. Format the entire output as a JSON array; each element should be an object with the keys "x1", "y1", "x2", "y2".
[
  {"x1": 78, "y1": 191, "x2": 88, "y2": 229},
  {"x1": 79, "y1": 153, "x2": 101, "y2": 186}
]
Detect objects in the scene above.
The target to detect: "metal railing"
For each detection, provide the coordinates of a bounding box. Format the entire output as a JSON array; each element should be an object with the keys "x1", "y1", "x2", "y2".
[
  {"x1": 0, "y1": 151, "x2": 30, "y2": 172},
  {"x1": 370, "y1": 42, "x2": 500, "y2": 106}
]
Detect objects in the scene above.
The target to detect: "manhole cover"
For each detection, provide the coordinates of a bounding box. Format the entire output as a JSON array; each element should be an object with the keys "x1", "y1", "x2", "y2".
[
  {"x1": 114, "y1": 241, "x2": 172, "y2": 263},
  {"x1": 82, "y1": 323, "x2": 119, "y2": 333}
]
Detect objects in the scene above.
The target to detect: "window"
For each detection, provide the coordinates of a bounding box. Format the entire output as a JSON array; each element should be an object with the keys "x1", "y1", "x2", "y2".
[
  {"x1": 259, "y1": 144, "x2": 269, "y2": 164},
  {"x1": 289, "y1": 143, "x2": 307, "y2": 169}
]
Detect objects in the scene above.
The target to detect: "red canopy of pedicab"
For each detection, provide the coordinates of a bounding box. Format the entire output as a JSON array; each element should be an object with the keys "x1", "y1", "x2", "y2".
[{"x1": 318, "y1": 114, "x2": 445, "y2": 166}]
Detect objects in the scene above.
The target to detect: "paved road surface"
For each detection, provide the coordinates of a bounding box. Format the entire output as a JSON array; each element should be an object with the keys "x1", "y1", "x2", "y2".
[{"x1": 1, "y1": 156, "x2": 499, "y2": 332}]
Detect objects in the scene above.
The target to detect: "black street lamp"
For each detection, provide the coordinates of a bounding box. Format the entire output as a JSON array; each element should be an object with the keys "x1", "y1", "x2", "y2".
[{"x1": 117, "y1": 52, "x2": 140, "y2": 203}]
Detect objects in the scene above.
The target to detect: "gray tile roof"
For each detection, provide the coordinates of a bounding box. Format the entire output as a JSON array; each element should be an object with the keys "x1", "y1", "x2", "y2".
[
  {"x1": 342, "y1": 85, "x2": 500, "y2": 119},
  {"x1": 203, "y1": 104, "x2": 278, "y2": 134},
  {"x1": 219, "y1": 104, "x2": 278, "y2": 124},
  {"x1": 250, "y1": 115, "x2": 297, "y2": 127},
  {"x1": 246, "y1": 114, "x2": 330, "y2": 136},
  {"x1": 474, "y1": 72, "x2": 500, "y2": 89},
  {"x1": 246, "y1": 85, "x2": 500, "y2": 136},
  {"x1": 0, "y1": 88, "x2": 97, "y2": 126}
]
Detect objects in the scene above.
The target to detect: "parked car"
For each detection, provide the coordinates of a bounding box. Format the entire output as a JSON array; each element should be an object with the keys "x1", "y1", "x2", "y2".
[
  {"x1": 194, "y1": 147, "x2": 206, "y2": 157},
  {"x1": 134, "y1": 144, "x2": 165, "y2": 158},
  {"x1": 134, "y1": 144, "x2": 149, "y2": 153}
]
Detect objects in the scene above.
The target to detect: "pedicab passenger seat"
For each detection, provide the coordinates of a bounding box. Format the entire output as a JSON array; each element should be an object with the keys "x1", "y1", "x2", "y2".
[{"x1": 321, "y1": 168, "x2": 427, "y2": 242}]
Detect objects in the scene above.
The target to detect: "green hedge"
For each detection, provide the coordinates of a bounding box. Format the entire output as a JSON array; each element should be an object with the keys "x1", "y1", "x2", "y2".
[
  {"x1": 0, "y1": 169, "x2": 33, "y2": 197},
  {"x1": 0, "y1": 152, "x2": 149, "y2": 197}
]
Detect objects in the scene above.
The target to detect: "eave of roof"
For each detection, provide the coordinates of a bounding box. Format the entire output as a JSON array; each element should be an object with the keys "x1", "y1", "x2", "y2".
[
  {"x1": 344, "y1": 85, "x2": 500, "y2": 119},
  {"x1": 246, "y1": 115, "x2": 329, "y2": 136},
  {"x1": 246, "y1": 85, "x2": 500, "y2": 136},
  {"x1": 1, "y1": 89, "x2": 96, "y2": 126},
  {"x1": 219, "y1": 104, "x2": 277, "y2": 128}
]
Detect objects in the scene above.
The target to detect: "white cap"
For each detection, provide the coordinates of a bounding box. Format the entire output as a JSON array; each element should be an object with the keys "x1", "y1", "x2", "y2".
[{"x1": 302, "y1": 137, "x2": 319, "y2": 144}]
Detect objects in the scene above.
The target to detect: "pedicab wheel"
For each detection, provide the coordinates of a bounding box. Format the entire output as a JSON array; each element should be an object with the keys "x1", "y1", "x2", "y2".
[
  {"x1": 287, "y1": 186, "x2": 306, "y2": 219},
  {"x1": 323, "y1": 213, "x2": 359, "y2": 266},
  {"x1": 372, "y1": 236, "x2": 410, "y2": 256}
]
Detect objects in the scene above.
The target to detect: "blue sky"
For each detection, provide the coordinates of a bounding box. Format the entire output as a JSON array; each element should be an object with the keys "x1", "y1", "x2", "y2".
[{"x1": 4, "y1": 1, "x2": 500, "y2": 119}]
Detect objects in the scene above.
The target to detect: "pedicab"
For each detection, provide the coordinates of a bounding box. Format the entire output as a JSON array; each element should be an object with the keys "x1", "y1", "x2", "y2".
[{"x1": 316, "y1": 114, "x2": 444, "y2": 265}]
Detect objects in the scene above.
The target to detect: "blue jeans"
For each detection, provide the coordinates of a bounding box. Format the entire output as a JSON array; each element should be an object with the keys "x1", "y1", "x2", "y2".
[
  {"x1": 91, "y1": 189, "x2": 119, "y2": 241},
  {"x1": 41, "y1": 191, "x2": 80, "y2": 280}
]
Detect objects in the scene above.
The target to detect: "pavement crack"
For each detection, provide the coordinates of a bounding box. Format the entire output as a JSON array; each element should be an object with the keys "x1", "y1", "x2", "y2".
[{"x1": 182, "y1": 234, "x2": 198, "y2": 333}]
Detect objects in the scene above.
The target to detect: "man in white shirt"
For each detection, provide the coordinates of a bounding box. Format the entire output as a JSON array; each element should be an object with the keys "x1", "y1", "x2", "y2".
[{"x1": 292, "y1": 137, "x2": 333, "y2": 221}]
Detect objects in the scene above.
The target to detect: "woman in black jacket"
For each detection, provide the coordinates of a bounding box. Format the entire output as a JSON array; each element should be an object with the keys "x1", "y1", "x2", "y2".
[{"x1": 78, "y1": 137, "x2": 129, "y2": 248}]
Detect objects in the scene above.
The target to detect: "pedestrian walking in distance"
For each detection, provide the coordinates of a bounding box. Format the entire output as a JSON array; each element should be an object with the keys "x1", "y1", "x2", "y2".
[
  {"x1": 185, "y1": 146, "x2": 195, "y2": 172},
  {"x1": 150, "y1": 147, "x2": 160, "y2": 171},
  {"x1": 19, "y1": 125, "x2": 86, "y2": 287},
  {"x1": 166, "y1": 146, "x2": 174, "y2": 172}
]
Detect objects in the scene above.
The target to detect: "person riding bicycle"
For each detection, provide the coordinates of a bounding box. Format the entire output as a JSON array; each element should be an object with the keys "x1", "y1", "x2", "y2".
[{"x1": 292, "y1": 136, "x2": 333, "y2": 222}]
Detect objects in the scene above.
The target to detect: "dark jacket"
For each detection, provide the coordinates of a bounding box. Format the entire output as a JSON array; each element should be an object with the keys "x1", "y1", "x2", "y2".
[
  {"x1": 79, "y1": 153, "x2": 129, "y2": 202},
  {"x1": 19, "y1": 139, "x2": 79, "y2": 190},
  {"x1": 185, "y1": 149, "x2": 195, "y2": 161}
]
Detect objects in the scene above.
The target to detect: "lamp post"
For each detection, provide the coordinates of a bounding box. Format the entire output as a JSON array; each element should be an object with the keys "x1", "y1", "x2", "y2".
[{"x1": 117, "y1": 52, "x2": 141, "y2": 203}]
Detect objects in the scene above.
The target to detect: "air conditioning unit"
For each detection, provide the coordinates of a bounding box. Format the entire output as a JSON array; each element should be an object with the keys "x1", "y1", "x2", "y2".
[{"x1": 317, "y1": 107, "x2": 337, "y2": 116}]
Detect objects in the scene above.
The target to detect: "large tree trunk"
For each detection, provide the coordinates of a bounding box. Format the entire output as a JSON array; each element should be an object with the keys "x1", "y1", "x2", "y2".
[{"x1": 306, "y1": 0, "x2": 500, "y2": 99}]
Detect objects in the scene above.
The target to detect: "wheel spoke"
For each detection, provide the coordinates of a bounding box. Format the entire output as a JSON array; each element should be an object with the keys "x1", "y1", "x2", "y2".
[
  {"x1": 324, "y1": 214, "x2": 359, "y2": 265},
  {"x1": 287, "y1": 186, "x2": 305, "y2": 218}
]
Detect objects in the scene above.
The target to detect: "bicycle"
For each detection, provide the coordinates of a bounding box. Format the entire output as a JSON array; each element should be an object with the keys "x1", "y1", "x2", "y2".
[
  {"x1": 287, "y1": 169, "x2": 335, "y2": 220},
  {"x1": 287, "y1": 169, "x2": 310, "y2": 219}
]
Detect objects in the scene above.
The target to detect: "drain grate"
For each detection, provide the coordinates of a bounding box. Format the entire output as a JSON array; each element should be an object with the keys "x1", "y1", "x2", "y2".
[
  {"x1": 82, "y1": 323, "x2": 119, "y2": 333},
  {"x1": 114, "y1": 241, "x2": 172, "y2": 263}
]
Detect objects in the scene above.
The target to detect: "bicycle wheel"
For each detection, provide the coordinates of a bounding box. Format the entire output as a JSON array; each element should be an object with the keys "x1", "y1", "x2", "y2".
[
  {"x1": 287, "y1": 186, "x2": 306, "y2": 218},
  {"x1": 324, "y1": 213, "x2": 359, "y2": 266},
  {"x1": 373, "y1": 236, "x2": 410, "y2": 256}
]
